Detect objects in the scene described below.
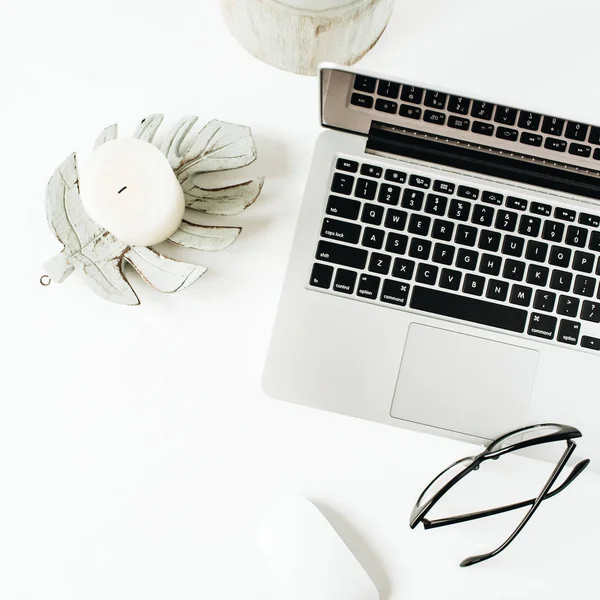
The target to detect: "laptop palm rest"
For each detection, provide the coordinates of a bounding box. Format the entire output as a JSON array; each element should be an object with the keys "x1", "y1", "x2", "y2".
[{"x1": 390, "y1": 324, "x2": 539, "y2": 440}]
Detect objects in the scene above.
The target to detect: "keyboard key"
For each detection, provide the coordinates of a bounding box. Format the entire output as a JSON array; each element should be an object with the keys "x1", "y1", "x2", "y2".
[
  {"x1": 495, "y1": 210, "x2": 518, "y2": 231},
  {"x1": 362, "y1": 227, "x2": 385, "y2": 249},
  {"x1": 528, "y1": 313, "x2": 557, "y2": 340},
  {"x1": 589, "y1": 231, "x2": 600, "y2": 252},
  {"x1": 530, "y1": 202, "x2": 552, "y2": 217},
  {"x1": 557, "y1": 319, "x2": 581, "y2": 345},
  {"x1": 448, "y1": 95, "x2": 470, "y2": 115},
  {"x1": 581, "y1": 300, "x2": 600, "y2": 323},
  {"x1": 457, "y1": 185, "x2": 479, "y2": 200},
  {"x1": 456, "y1": 248, "x2": 478, "y2": 270},
  {"x1": 448, "y1": 116, "x2": 470, "y2": 130},
  {"x1": 486, "y1": 279, "x2": 509, "y2": 301},
  {"x1": 510, "y1": 284, "x2": 532, "y2": 307},
  {"x1": 355, "y1": 178, "x2": 377, "y2": 200},
  {"x1": 482, "y1": 191, "x2": 504, "y2": 205},
  {"x1": 478, "y1": 229, "x2": 501, "y2": 252},
  {"x1": 472, "y1": 121, "x2": 494, "y2": 136},
  {"x1": 574, "y1": 275, "x2": 595, "y2": 297},
  {"x1": 518, "y1": 215, "x2": 541, "y2": 237},
  {"x1": 542, "y1": 116, "x2": 564, "y2": 136},
  {"x1": 423, "y1": 110, "x2": 446, "y2": 125},
  {"x1": 409, "y1": 174, "x2": 431, "y2": 189},
  {"x1": 385, "y1": 169, "x2": 407, "y2": 183},
  {"x1": 579, "y1": 212, "x2": 600, "y2": 227},
  {"x1": 424, "y1": 90, "x2": 447, "y2": 109},
  {"x1": 384, "y1": 209, "x2": 407, "y2": 230},
  {"x1": 399, "y1": 104, "x2": 422, "y2": 119},
  {"x1": 448, "y1": 199, "x2": 471, "y2": 221},
  {"x1": 392, "y1": 257, "x2": 415, "y2": 280},
  {"x1": 566, "y1": 225, "x2": 588, "y2": 248},
  {"x1": 416, "y1": 263, "x2": 439, "y2": 286},
  {"x1": 455, "y1": 224, "x2": 478, "y2": 247},
  {"x1": 520, "y1": 132, "x2": 543, "y2": 147},
  {"x1": 439, "y1": 268, "x2": 462, "y2": 291},
  {"x1": 549, "y1": 245, "x2": 571, "y2": 268},
  {"x1": 356, "y1": 274, "x2": 381, "y2": 299},
  {"x1": 354, "y1": 75, "x2": 377, "y2": 93},
  {"x1": 542, "y1": 220, "x2": 564, "y2": 242},
  {"x1": 589, "y1": 126, "x2": 600, "y2": 145},
  {"x1": 433, "y1": 180, "x2": 455, "y2": 194},
  {"x1": 494, "y1": 105, "x2": 517, "y2": 126},
  {"x1": 463, "y1": 274, "x2": 485, "y2": 296},
  {"x1": 432, "y1": 243, "x2": 455, "y2": 265},
  {"x1": 471, "y1": 100, "x2": 494, "y2": 120},
  {"x1": 309, "y1": 263, "x2": 333, "y2": 289},
  {"x1": 526, "y1": 264, "x2": 549, "y2": 286},
  {"x1": 375, "y1": 98, "x2": 398, "y2": 114},
  {"x1": 573, "y1": 250, "x2": 594, "y2": 273},
  {"x1": 565, "y1": 121, "x2": 588, "y2": 141},
  {"x1": 506, "y1": 197, "x2": 527, "y2": 211},
  {"x1": 533, "y1": 290, "x2": 556, "y2": 312},
  {"x1": 369, "y1": 252, "x2": 391, "y2": 275},
  {"x1": 425, "y1": 194, "x2": 448, "y2": 216},
  {"x1": 408, "y1": 214, "x2": 431, "y2": 236},
  {"x1": 550, "y1": 270, "x2": 573, "y2": 292},
  {"x1": 479, "y1": 254, "x2": 502, "y2": 276},
  {"x1": 502, "y1": 235, "x2": 524, "y2": 257},
  {"x1": 496, "y1": 127, "x2": 518, "y2": 141},
  {"x1": 503, "y1": 259, "x2": 526, "y2": 281},
  {"x1": 554, "y1": 207, "x2": 576, "y2": 222},
  {"x1": 316, "y1": 241, "x2": 367, "y2": 269},
  {"x1": 525, "y1": 240, "x2": 548, "y2": 262},
  {"x1": 361, "y1": 203, "x2": 384, "y2": 225},
  {"x1": 518, "y1": 111, "x2": 541, "y2": 131},
  {"x1": 321, "y1": 218, "x2": 361, "y2": 244},
  {"x1": 544, "y1": 137, "x2": 567, "y2": 152},
  {"x1": 431, "y1": 219, "x2": 454, "y2": 241},
  {"x1": 557, "y1": 295, "x2": 579, "y2": 317},
  {"x1": 569, "y1": 143, "x2": 591, "y2": 158},
  {"x1": 333, "y1": 268, "x2": 357, "y2": 294},
  {"x1": 401, "y1": 188, "x2": 425, "y2": 210},
  {"x1": 336, "y1": 158, "x2": 358, "y2": 173},
  {"x1": 380, "y1": 279, "x2": 411, "y2": 306},
  {"x1": 386, "y1": 232, "x2": 409, "y2": 255},
  {"x1": 331, "y1": 173, "x2": 354, "y2": 195},
  {"x1": 360, "y1": 164, "x2": 383, "y2": 178},
  {"x1": 411, "y1": 286, "x2": 527, "y2": 333},
  {"x1": 377, "y1": 80, "x2": 400, "y2": 99},
  {"x1": 401, "y1": 85, "x2": 424, "y2": 104},
  {"x1": 408, "y1": 238, "x2": 432, "y2": 260},
  {"x1": 350, "y1": 93, "x2": 374, "y2": 109},
  {"x1": 326, "y1": 195, "x2": 361, "y2": 220},
  {"x1": 581, "y1": 336, "x2": 600, "y2": 350},
  {"x1": 378, "y1": 184, "x2": 401, "y2": 205}
]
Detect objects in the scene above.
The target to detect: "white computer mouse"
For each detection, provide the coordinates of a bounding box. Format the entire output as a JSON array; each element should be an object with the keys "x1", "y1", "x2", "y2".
[{"x1": 257, "y1": 496, "x2": 380, "y2": 600}]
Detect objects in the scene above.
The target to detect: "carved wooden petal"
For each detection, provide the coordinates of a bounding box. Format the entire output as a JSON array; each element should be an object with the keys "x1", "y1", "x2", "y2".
[
  {"x1": 94, "y1": 124, "x2": 118, "y2": 148},
  {"x1": 182, "y1": 177, "x2": 264, "y2": 216},
  {"x1": 168, "y1": 220, "x2": 241, "y2": 251},
  {"x1": 160, "y1": 116, "x2": 199, "y2": 169},
  {"x1": 133, "y1": 114, "x2": 164, "y2": 143}
]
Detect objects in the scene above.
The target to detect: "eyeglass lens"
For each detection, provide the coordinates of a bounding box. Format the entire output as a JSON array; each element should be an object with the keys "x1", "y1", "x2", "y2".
[
  {"x1": 487, "y1": 424, "x2": 564, "y2": 453},
  {"x1": 417, "y1": 457, "x2": 474, "y2": 508}
]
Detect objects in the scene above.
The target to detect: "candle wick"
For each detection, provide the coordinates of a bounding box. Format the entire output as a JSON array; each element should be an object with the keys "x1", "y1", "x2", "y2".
[{"x1": 118, "y1": 186, "x2": 127, "y2": 194}]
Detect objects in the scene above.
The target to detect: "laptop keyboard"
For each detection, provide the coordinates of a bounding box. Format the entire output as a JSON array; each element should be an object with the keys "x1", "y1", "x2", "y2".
[{"x1": 308, "y1": 155, "x2": 600, "y2": 353}]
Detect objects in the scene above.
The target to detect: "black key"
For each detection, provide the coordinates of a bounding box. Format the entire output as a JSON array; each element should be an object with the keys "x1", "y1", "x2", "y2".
[
  {"x1": 472, "y1": 121, "x2": 494, "y2": 136},
  {"x1": 502, "y1": 235, "x2": 524, "y2": 257},
  {"x1": 542, "y1": 220, "x2": 564, "y2": 242},
  {"x1": 574, "y1": 275, "x2": 595, "y2": 297},
  {"x1": 350, "y1": 93, "x2": 374, "y2": 109},
  {"x1": 416, "y1": 263, "x2": 439, "y2": 286},
  {"x1": 486, "y1": 279, "x2": 509, "y2": 301},
  {"x1": 385, "y1": 169, "x2": 407, "y2": 183},
  {"x1": 321, "y1": 218, "x2": 361, "y2": 244},
  {"x1": 355, "y1": 178, "x2": 377, "y2": 200},
  {"x1": 518, "y1": 215, "x2": 541, "y2": 237},
  {"x1": 595, "y1": 147, "x2": 600, "y2": 160},
  {"x1": 401, "y1": 188, "x2": 425, "y2": 210},
  {"x1": 471, "y1": 100, "x2": 494, "y2": 120},
  {"x1": 448, "y1": 199, "x2": 471, "y2": 221},
  {"x1": 356, "y1": 274, "x2": 381, "y2": 299},
  {"x1": 362, "y1": 227, "x2": 385, "y2": 249},
  {"x1": 424, "y1": 90, "x2": 447, "y2": 109},
  {"x1": 384, "y1": 209, "x2": 408, "y2": 230},
  {"x1": 530, "y1": 202, "x2": 552, "y2": 217},
  {"x1": 506, "y1": 197, "x2": 527, "y2": 211},
  {"x1": 478, "y1": 229, "x2": 501, "y2": 252},
  {"x1": 369, "y1": 252, "x2": 391, "y2": 275},
  {"x1": 425, "y1": 194, "x2": 448, "y2": 216},
  {"x1": 432, "y1": 243, "x2": 455, "y2": 265},
  {"x1": 326, "y1": 195, "x2": 361, "y2": 220},
  {"x1": 354, "y1": 75, "x2": 377, "y2": 93},
  {"x1": 581, "y1": 300, "x2": 600, "y2": 323},
  {"x1": 423, "y1": 110, "x2": 446, "y2": 126},
  {"x1": 333, "y1": 268, "x2": 357, "y2": 294},
  {"x1": 557, "y1": 295, "x2": 580, "y2": 317},
  {"x1": 331, "y1": 172, "x2": 354, "y2": 195},
  {"x1": 549, "y1": 245, "x2": 571, "y2": 268},
  {"x1": 377, "y1": 80, "x2": 400, "y2": 99},
  {"x1": 472, "y1": 205, "x2": 494, "y2": 227},
  {"x1": 401, "y1": 85, "x2": 424, "y2": 104},
  {"x1": 392, "y1": 257, "x2": 415, "y2": 280},
  {"x1": 482, "y1": 191, "x2": 504, "y2": 205},
  {"x1": 589, "y1": 231, "x2": 600, "y2": 252},
  {"x1": 455, "y1": 224, "x2": 477, "y2": 247},
  {"x1": 557, "y1": 319, "x2": 581, "y2": 345},
  {"x1": 565, "y1": 121, "x2": 588, "y2": 141},
  {"x1": 503, "y1": 259, "x2": 526, "y2": 281},
  {"x1": 377, "y1": 183, "x2": 401, "y2": 205},
  {"x1": 408, "y1": 214, "x2": 431, "y2": 236},
  {"x1": 569, "y1": 143, "x2": 591, "y2": 158},
  {"x1": 496, "y1": 127, "x2": 518, "y2": 141},
  {"x1": 526, "y1": 264, "x2": 549, "y2": 287},
  {"x1": 479, "y1": 254, "x2": 502, "y2": 276},
  {"x1": 408, "y1": 238, "x2": 432, "y2": 260},
  {"x1": 520, "y1": 132, "x2": 543, "y2": 147},
  {"x1": 496, "y1": 210, "x2": 518, "y2": 232},
  {"x1": 448, "y1": 95, "x2": 470, "y2": 115},
  {"x1": 550, "y1": 270, "x2": 573, "y2": 292},
  {"x1": 360, "y1": 164, "x2": 383, "y2": 178},
  {"x1": 494, "y1": 105, "x2": 517, "y2": 125},
  {"x1": 528, "y1": 313, "x2": 557, "y2": 340},
  {"x1": 336, "y1": 158, "x2": 359, "y2": 173},
  {"x1": 411, "y1": 286, "x2": 527, "y2": 333},
  {"x1": 439, "y1": 268, "x2": 462, "y2": 291},
  {"x1": 381, "y1": 279, "x2": 411, "y2": 306},
  {"x1": 431, "y1": 219, "x2": 454, "y2": 241},
  {"x1": 448, "y1": 116, "x2": 470, "y2": 130},
  {"x1": 409, "y1": 174, "x2": 431, "y2": 189},
  {"x1": 544, "y1": 137, "x2": 567, "y2": 152},
  {"x1": 386, "y1": 232, "x2": 409, "y2": 255},
  {"x1": 457, "y1": 185, "x2": 479, "y2": 200},
  {"x1": 510, "y1": 284, "x2": 533, "y2": 307},
  {"x1": 566, "y1": 225, "x2": 588, "y2": 248},
  {"x1": 456, "y1": 248, "x2": 478, "y2": 271},
  {"x1": 399, "y1": 104, "x2": 422, "y2": 119},
  {"x1": 433, "y1": 180, "x2": 455, "y2": 194},
  {"x1": 316, "y1": 240, "x2": 367, "y2": 269},
  {"x1": 542, "y1": 116, "x2": 565, "y2": 136},
  {"x1": 525, "y1": 240, "x2": 548, "y2": 262},
  {"x1": 581, "y1": 336, "x2": 600, "y2": 350},
  {"x1": 533, "y1": 290, "x2": 556, "y2": 312},
  {"x1": 309, "y1": 263, "x2": 333, "y2": 289},
  {"x1": 579, "y1": 212, "x2": 600, "y2": 228},
  {"x1": 463, "y1": 274, "x2": 485, "y2": 296},
  {"x1": 518, "y1": 111, "x2": 541, "y2": 131},
  {"x1": 375, "y1": 98, "x2": 398, "y2": 114},
  {"x1": 573, "y1": 250, "x2": 594, "y2": 273},
  {"x1": 554, "y1": 207, "x2": 576, "y2": 222},
  {"x1": 361, "y1": 203, "x2": 384, "y2": 225},
  {"x1": 589, "y1": 126, "x2": 600, "y2": 145}
]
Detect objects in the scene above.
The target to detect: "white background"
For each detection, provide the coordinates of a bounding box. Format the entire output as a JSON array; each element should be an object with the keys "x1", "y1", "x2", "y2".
[{"x1": 2, "y1": 1, "x2": 600, "y2": 599}]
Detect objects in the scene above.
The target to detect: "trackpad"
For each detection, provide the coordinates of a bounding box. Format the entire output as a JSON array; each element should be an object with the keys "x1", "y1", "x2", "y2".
[{"x1": 390, "y1": 324, "x2": 539, "y2": 440}]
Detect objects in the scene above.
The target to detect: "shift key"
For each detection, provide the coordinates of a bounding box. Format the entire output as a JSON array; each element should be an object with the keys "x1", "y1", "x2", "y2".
[
  {"x1": 316, "y1": 240, "x2": 368, "y2": 269},
  {"x1": 321, "y1": 218, "x2": 361, "y2": 244}
]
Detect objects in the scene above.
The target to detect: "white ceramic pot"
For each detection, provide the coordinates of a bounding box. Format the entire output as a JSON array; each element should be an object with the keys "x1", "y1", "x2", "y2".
[{"x1": 220, "y1": 0, "x2": 395, "y2": 76}]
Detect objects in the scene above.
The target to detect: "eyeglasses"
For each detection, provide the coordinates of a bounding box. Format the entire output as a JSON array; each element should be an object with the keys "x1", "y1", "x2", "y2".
[{"x1": 410, "y1": 423, "x2": 590, "y2": 567}]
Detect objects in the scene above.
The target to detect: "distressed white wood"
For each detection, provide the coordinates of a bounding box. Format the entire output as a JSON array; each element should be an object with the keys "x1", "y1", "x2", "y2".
[
  {"x1": 220, "y1": 0, "x2": 395, "y2": 75},
  {"x1": 133, "y1": 113, "x2": 164, "y2": 143},
  {"x1": 168, "y1": 220, "x2": 241, "y2": 251},
  {"x1": 94, "y1": 123, "x2": 118, "y2": 148},
  {"x1": 183, "y1": 177, "x2": 265, "y2": 216}
]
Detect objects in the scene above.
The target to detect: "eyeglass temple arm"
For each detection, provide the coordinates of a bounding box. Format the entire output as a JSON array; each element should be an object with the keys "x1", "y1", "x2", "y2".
[
  {"x1": 460, "y1": 440, "x2": 578, "y2": 568},
  {"x1": 421, "y1": 456, "x2": 589, "y2": 530}
]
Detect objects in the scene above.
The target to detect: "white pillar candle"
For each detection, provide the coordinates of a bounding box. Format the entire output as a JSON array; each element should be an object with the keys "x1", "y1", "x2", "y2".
[{"x1": 79, "y1": 138, "x2": 185, "y2": 247}]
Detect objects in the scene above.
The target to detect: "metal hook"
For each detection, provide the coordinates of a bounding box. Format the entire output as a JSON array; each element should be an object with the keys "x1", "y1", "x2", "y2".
[{"x1": 40, "y1": 275, "x2": 51, "y2": 287}]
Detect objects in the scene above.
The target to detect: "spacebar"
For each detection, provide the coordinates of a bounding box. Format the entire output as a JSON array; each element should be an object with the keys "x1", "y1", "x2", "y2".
[{"x1": 410, "y1": 286, "x2": 527, "y2": 333}]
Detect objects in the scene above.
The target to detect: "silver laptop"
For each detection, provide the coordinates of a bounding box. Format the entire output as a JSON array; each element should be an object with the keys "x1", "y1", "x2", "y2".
[{"x1": 263, "y1": 64, "x2": 600, "y2": 471}]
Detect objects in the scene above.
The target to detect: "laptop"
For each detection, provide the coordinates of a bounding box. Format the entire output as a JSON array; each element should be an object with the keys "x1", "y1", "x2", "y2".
[{"x1": 263, "y1": 64, "x2": 600, "y2": 471}]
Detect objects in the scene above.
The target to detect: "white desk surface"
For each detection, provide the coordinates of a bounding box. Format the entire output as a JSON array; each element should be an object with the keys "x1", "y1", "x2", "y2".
[{"x1": 2, "y1": 1, "x2": 599, "y2": 598}]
